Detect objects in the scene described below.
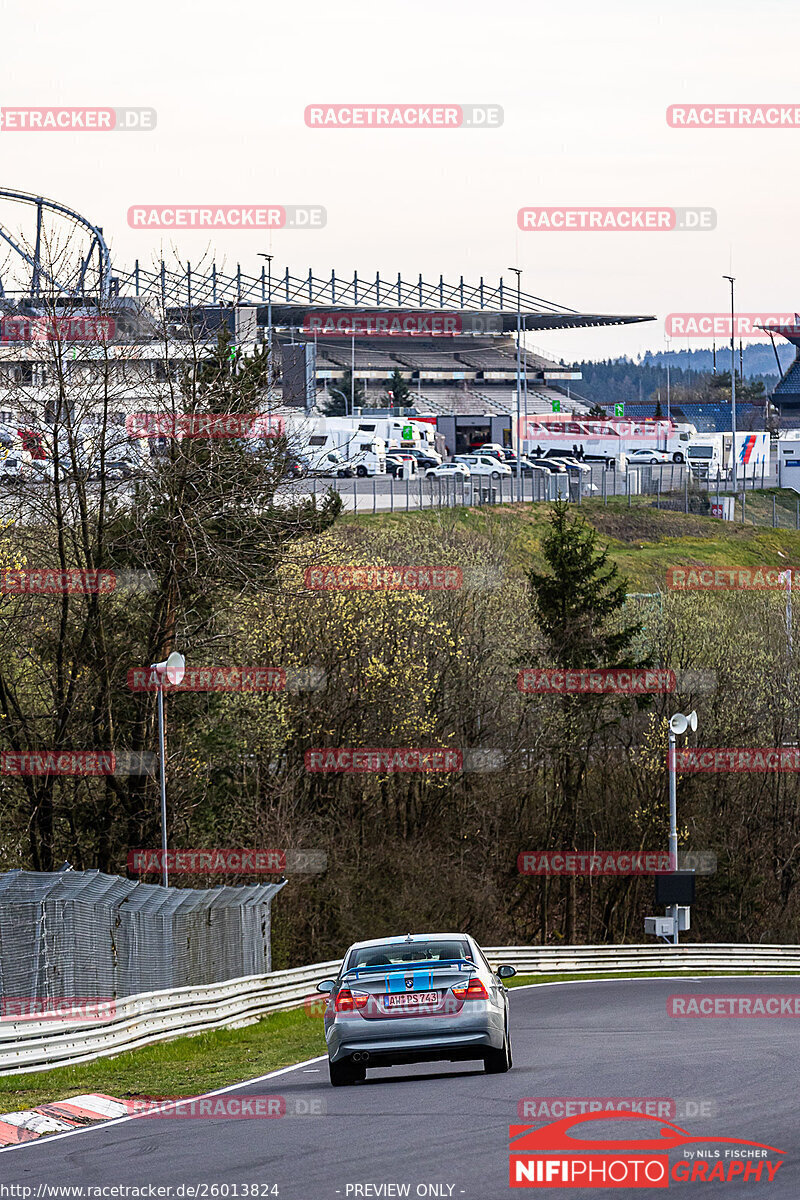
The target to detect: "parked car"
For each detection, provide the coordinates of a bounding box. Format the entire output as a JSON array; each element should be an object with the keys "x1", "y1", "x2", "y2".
[
  {"x1": 390, "y1": 454, "x2": 418, "y2": 479},
  {"x1": 426, "y1": 461, "x2": 471, "y2": 480},
  {"x1": 93, "y1": 460, "x2": 133, "y2": 481},
  {"x1": 625, "y1": 448, "x2": 671, "y2": 465},
  {"x1": 548, "y1": 456, "x2": 592, "y2": 474},
  {"x1": 30, "y1": 459, "x2": 68, "y2": 483},
  {"x1": 475, "y1": 443, "x2": 514, "y2": 462},
  {"x1": 454, "y1": 454, "x2": 512, "y2": 479},
  {"x1": 523, "y1": 457, "x2": 568, "y2": 475},
  {"x1": 0, "y1": 456, "x2": 24, "y2": 484},
  {"x1": 385, "y1": 455, "x2": 408, "y2": 478},
  {"x1": 405, "y1": 447, "x2": 442, "y2": 471}
]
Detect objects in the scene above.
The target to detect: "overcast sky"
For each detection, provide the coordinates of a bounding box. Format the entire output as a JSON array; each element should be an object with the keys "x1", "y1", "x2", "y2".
[{"x1": 1, "y1": 0, "x2": 798, "y2": 362}]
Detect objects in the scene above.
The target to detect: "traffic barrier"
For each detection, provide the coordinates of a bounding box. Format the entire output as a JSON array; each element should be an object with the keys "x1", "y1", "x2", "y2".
[{"x1": 1, "y1": 945, "x2": 799, "y2": 1075}]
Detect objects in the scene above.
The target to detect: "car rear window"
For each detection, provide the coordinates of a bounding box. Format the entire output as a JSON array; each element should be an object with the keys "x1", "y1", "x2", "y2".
[{"x1": 347, "y1": 940, "x2": 472, "y2": 969}]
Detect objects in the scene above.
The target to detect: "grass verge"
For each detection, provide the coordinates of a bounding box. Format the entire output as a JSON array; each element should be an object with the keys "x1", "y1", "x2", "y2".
[{"x1": 0, "y1": 1006, "x2": 326, "y2": 1115}]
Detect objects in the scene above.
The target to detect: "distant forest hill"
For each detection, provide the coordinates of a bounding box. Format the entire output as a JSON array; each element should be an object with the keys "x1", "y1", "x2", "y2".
[{"x1": 567, "y1": 345, "x2": 795, "y2": 408}]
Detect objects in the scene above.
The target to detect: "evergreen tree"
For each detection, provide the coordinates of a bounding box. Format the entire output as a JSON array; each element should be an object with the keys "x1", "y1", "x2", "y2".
[
  {"x1": 528, "y1": 502, "x2": 643, "y2": 943},
  {"x1": 384, "y1": 368, "x2": 410, "y2": 409},
  {"x1": 529, "y1": 501, "x2": 641, "y2": 669},
  {"x1": 323, "y1": 370, "x2": 364, "y2": 415}
]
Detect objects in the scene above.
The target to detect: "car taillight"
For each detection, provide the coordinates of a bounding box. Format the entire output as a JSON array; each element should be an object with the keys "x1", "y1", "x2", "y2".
[
  {"x1": 334, "y1": 988, "x2": 369, "y2": 1013},
  {"x1": 451, "y1": 978, "x2": 489, "y2": 1000}
]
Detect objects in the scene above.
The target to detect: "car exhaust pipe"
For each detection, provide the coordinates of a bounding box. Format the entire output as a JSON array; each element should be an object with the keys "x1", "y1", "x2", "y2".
[{"x1": 352, "y1": 1051, "x2": 369, "y2": 1063}]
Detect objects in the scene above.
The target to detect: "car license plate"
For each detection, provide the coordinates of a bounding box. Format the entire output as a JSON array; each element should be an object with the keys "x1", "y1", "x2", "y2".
[{"x1": 383, "y1": 991, "x2": 439, "y2": 1009}]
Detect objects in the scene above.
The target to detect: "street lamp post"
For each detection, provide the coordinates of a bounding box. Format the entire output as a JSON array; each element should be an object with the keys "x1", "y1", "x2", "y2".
[
  {"x1": 667, "y1": 710, "x2": 697, "y2": 944},
  {"x1": 723, "y1": 275, "x2": 736, "y2": 492},
  {"x1": 508, "y1": 268, "x2": 522, "y2": 496},
  {"x1": 258, "y1": 254, "x2": 274, "y2": 405},
  {"x1": 150, "y1": 651, "x2": 186, "y2": 887}
]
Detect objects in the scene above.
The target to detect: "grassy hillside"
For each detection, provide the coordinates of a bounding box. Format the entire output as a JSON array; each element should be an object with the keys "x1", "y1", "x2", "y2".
[{"x1": 345, "y1": 492, "x2": 800, "y2": 591}]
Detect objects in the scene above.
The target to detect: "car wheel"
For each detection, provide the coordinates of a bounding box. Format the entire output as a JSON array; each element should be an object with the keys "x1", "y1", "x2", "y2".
[
  {"x1": 484, "y1": 1037, "x2": 512, "y2": 1074},
  {"x1": 356, "y1": 466, "x2": 367, "y2": 478},
  {"x1": 491, "y1": 470, "x2": 500, "y2": 478},
  {"x1": 329, "y1": 1057, "x2": 364, "y2": 1087},
  {"x1": 673, "y1": 452, "x2": 685, "y2": 463}
]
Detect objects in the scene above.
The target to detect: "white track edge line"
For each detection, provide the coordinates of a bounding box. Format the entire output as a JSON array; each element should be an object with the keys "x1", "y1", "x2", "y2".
[{"x1": 0, "y1": 1055, "x2": 327, "y2": 1155}]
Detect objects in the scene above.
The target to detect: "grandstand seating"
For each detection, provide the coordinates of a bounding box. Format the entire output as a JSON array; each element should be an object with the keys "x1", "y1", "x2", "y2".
[
  {"x1": 773, "y1": 355, "x2": 800, "y2": 401},
  {"x1": 323, "y1": 348, "x2": 400, "y2": 370},
  {"x1": 595, "y1": 400, "x2": 763, "y2": 433}
]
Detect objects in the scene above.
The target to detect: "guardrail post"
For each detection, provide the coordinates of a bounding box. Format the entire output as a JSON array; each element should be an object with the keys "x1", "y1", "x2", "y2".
[
  {"x1": 373, "y1": 478, "x2": 376, "y2": 514},
  {"x1": 353, "y1": 478, "x2": 357, "y2": 513},
  {"x1": 684, "y1": 468, "x2": 689, "y2": 513},
  {"x1": 773, "y1": 494, "x2": 777, "y2": 528}
]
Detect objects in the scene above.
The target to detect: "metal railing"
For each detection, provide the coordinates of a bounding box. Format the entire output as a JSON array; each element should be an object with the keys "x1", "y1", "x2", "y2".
[{"x1": 1, "y1": 944, "x2": 798, "y2": 1075}]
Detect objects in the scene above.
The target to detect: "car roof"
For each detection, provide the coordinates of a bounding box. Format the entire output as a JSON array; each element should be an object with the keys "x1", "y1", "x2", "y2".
[{"x1": 344, "y1": 932, "x2": 474, "y2": 952}]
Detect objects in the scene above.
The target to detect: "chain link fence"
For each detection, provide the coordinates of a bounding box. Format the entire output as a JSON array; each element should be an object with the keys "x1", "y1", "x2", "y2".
[{"x1": 0, "y1": 869, "x2": 285, "y2": 1002}]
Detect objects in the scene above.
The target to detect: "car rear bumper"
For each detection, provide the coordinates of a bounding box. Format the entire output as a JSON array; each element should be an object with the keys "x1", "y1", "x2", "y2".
[{"x1": 326, "y1": 1006, "x2": 506, "y2": 1065}]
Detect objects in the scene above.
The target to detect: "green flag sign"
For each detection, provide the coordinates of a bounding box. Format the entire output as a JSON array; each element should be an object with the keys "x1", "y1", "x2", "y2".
[
  {"x1": 614, "y1": 403, "x2": 624, "y2": 417},
  {"x1": 401, "y1": 425, "x2": 413, "y2": 441},
  {"x1": 551, "y1": 398, "x2": 561, "y2": 413}
]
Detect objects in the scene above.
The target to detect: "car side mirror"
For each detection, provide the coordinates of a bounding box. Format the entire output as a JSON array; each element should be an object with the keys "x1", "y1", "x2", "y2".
[
  {"x1": 497, "y1": 965, "x2": 516, "y2": 979},
  {"x1": 316, "y1": 979, "x2": 336, "y2": 993}
]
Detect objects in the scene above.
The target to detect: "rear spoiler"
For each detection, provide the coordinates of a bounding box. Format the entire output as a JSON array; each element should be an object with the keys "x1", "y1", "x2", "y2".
[{"x1": 342, "y1": 957, "x2": 476, "y2": 981}]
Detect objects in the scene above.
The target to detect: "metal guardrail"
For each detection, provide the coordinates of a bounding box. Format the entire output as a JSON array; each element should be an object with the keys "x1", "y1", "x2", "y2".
[{"x1": 1, "y1": 944, "x2": 799, "y2": 1076}]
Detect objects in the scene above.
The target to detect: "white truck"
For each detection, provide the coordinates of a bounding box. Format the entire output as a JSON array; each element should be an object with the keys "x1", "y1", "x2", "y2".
[
  {"x1": 687, "y1": 432, "x2": 770, "y2": 481},
  {"x1": 300, "y1": 421, "x2": 386, "y2": 477},
  {"x1": 354, "y1": 416, "x2": 437, "y2": 453},
  {"x1": 521, "y1": 416, "x2": 696, "y2": 466}
]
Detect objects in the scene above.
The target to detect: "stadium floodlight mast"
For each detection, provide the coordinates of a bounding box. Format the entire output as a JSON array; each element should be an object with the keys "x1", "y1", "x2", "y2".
[
  {"x1": 508, "y1": 267, "x2": 523, "y2": 491},
  {"x1": 723, "y1": 274, "x2": 736, "y2": 492},
  {"x1": 150, "y1": 651, "x2": 186, "y2": 887},
  {"x1": 258, "y1": 253, "x2": 274, "y2": 405}
]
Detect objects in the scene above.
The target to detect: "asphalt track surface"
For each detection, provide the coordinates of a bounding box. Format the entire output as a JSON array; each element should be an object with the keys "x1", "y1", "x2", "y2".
[{"x1": 1, "y1": 976, "x2": 798, "y2": 1198}]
